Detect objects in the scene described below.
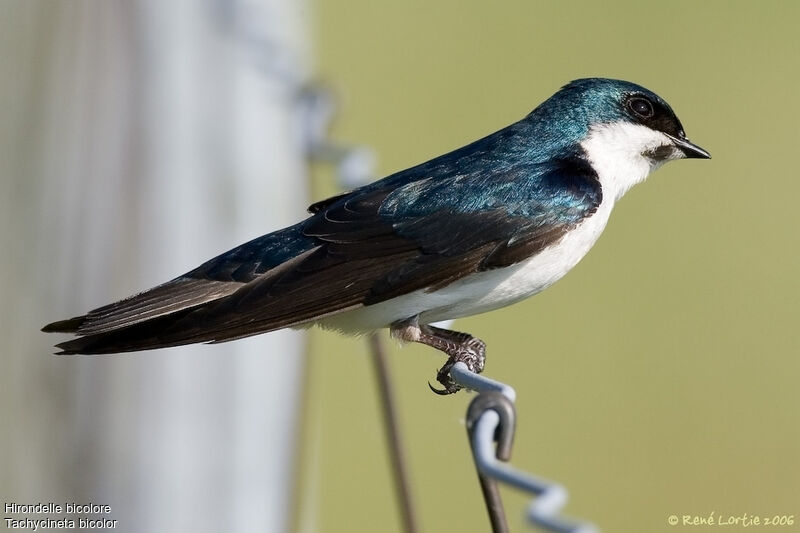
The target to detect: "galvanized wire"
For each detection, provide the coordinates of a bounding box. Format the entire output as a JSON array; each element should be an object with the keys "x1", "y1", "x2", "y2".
[{"x1": 452, "y1": 363, "x2": 599, "y2": 533}]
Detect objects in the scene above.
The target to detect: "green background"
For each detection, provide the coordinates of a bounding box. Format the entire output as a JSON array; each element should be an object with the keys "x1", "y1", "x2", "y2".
[{"x1": 299, "y1": 1, "x2": 800, "y2": 532}]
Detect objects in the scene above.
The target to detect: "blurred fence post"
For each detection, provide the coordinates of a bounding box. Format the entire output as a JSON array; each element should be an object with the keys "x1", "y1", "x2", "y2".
[{"x1": 0, "y1": 1, "x2": 310, "y2": 531}]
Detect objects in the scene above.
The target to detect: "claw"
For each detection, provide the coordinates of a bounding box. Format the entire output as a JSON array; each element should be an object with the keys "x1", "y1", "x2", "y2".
[
  {"x1": 428, "y1": 381, "x2": 453, "y2": 395},
  {"x1": 432, "y1": 360, "x2": 464, "y2": 395},
  {"x1": 428, "y1": 379, "x2": 461, "y2": 395}
]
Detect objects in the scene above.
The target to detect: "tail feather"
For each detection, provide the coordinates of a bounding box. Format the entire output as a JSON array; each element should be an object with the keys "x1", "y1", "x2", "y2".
[
  {"x1": 54, "y1": 307, "x2": 209, "y2": 354},
  {"x1": 41, "y1": 316, "x2": 86, "y2": 333},
  {"x1": 74, "y1": 277, "x2": 242, "y2": 335},
  {"x1": 51, "y1": 298, "x2": 326, "y2": 355},
  {"x1": 46, "y1": 246, "x2": 333, "y2": 355},
  {"x1": 44, "y1": 221, "x2": 317, "y2": 334}
]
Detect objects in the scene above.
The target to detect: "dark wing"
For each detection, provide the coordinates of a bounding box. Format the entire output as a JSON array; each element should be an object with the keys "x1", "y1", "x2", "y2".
[
  {"x1": 42, "y1": 224, "x2": 317, "y2": 337},
  {"x1": 47, "y1": 153, "x2": 601, "y2": 354},
  {"x1": 41, "y1": 278, "x2": 244, "y2": 335}
]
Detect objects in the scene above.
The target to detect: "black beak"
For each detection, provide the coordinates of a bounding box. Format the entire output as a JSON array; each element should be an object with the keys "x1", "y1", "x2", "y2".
[{"x1": 666, "y1": 133, "x2": 711, "y2": 159}]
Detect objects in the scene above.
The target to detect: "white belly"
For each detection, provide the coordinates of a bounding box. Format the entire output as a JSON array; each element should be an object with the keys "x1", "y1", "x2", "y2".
[{"x1": 318, "y1": 199, "x2": 614, "y2": 333}]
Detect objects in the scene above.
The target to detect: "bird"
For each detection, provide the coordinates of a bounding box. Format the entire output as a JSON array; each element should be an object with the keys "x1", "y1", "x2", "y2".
[{"x1": 43, "y1": 78, "x2": 710, "y2": 394}]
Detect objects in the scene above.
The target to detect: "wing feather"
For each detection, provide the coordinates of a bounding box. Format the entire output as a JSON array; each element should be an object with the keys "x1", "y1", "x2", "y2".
[{"x1": 46, "y1": 146, "x2": 602, "y2": 354}]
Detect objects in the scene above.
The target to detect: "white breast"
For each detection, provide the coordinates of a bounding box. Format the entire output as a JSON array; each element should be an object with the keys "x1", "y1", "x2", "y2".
[{"x1": 318, "y1": 120, "x2": 673, "y2": 333}]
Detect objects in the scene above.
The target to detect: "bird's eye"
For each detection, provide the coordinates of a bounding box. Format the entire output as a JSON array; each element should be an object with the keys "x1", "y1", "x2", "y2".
[{"x1": 627, "y1": 97, "x2": 654, "y2": 119}]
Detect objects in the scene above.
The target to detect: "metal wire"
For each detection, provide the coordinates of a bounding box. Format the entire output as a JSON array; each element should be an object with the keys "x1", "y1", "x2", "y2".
[
  {"x1": 452, "y1": 363, "x2": 600, "y2": 533},
  {"x1": 369, "y1": 334, "x2": 420, "y2": 533}
]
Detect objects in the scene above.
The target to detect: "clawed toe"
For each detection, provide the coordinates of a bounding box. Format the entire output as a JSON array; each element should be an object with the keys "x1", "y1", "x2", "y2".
[
  {"x1": 391, "y1": 318, "x2": 487, "y2": 395},
  {"x1": 428, "y1": 380, "x2": 460, "y2": 395},
  {"x1": 431, "y1": 361, "x2": 463, "y2": 395}
]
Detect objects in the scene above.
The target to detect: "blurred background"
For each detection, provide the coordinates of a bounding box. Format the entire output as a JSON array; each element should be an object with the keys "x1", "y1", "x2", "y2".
[{"x1": 1, "y1": 1, "x2": 798, "y2": 533}]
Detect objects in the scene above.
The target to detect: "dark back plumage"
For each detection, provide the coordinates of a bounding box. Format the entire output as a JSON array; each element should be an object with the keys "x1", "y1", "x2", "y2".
[{"x1": 44, "y1": 80, "x2": 626, "y2": 354}]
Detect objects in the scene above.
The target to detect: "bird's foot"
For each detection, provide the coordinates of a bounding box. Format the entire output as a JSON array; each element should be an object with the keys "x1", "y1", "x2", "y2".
[
  {"x1": 429, "y1": 334, "x2": 487, "y2": 395},
  {"x1": 391, "y1": 318, "x2": 486, "y2": 395}
]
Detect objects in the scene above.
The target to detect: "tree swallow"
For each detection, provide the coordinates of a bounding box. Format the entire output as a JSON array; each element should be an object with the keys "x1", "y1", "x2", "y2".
[{"x1": 43, "y1": 78, "x2": 710, "y2": 394}]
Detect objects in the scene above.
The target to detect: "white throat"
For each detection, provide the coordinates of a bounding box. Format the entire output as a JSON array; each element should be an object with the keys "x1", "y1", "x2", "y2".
[{"x1": 580, "y1": 121, "x2": 681, "y2": 202}]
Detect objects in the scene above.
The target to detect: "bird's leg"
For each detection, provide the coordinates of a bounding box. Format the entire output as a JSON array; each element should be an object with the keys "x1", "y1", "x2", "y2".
[{"x1": 391, "y1": 318, "x2": 486, "y2": 395}]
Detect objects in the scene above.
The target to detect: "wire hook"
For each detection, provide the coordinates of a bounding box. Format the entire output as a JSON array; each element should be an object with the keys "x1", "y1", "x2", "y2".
[
  {"x1": 466, "y1": 391, "x2": 517, "y2": 533},
  {"x1": 453, "y1": 363, "x2": 600, "y2": 533}
]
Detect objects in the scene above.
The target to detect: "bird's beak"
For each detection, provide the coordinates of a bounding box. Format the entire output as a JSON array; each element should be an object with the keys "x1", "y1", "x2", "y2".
[{"x1": 666, "y1": 133, "x2": 711, "y2": 159}]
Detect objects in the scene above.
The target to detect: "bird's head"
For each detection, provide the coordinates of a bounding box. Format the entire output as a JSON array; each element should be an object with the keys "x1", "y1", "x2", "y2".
[{"x1": 531, "y1": 78, "x2": 710, "y2": 200}]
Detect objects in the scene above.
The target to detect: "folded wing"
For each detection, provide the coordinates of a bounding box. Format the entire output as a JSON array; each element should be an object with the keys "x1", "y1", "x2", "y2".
[{"x1": 45, "y1": 150, "x2": 601, "y2": 354}]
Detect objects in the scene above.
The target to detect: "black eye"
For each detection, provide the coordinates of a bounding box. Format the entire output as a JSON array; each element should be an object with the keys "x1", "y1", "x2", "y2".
[{"x1": 628, "y1": 97, "x2": 654, "y2": 119}]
